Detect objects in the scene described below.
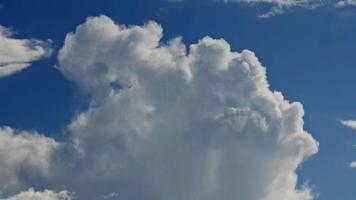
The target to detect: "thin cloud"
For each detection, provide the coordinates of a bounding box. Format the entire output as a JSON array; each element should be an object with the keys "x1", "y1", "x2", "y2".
[
  {"x1": 226, "y1": 0, "x2": 325, "y2": 17},
  {"x1": 349, "y1": 161, "x2": 356, "y2": 168},
  {"x1": 340, "y1": 119, "x2": 356, "y2": 129},
  {"x1": 171, "y1": 0, "x2": 356, "y2": 17},
  {"x1": 0, "y1": 26, "x2": 52, "y2": 78}
]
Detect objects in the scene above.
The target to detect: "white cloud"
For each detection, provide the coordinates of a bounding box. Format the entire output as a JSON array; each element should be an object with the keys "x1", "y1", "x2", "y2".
[
  {"x1": 172, "y1": 0, "x2": 356, "y2": 17},
  {"x1": 339, "y1": 121, "x2": 356, "y2": 168},
  {"x1": 0, "y1": 127, "x2": 59, "y2": 194},
  {"x1": 226, "y1": 0, "x2": 325, "y2": 17},
  {"x1": 0, "y1": 15, "x2": 319, "y2": 200},
  {"x1": 340, "y1": 119, "x2": 356, "y2": 129},
  {"x1": 0, "y1": 26, "x2": 52, "y2": 78},
  {"x1": 349, "y1": 161, "x2": 356, "y2": 168},
  {"x1": 52, "y1": 15, "x2": 319, "y2": 199},
  {"x1": 335, "y1": 0, "x2": 356, "y2": 7},
  {"x1": 2, "y1": 188, "x2": 72, "y2": 200}
]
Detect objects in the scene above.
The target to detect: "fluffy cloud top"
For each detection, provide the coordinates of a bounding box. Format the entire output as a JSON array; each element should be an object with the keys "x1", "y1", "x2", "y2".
[
  {"x1": 0, "y1": 127, "x2": 59, "y2": 195},
  {"x1": 54, "y1": 15, "x2": 318, "y2": 200},
  {"x1": 0, "y1": 26, "x2": 51, "y2": 78},
  {"x1": 0, "y1": 15, "x2": 319, "y2": 200},
  {"x1": 2, "y1": 188, "x2": 72, "y2": 200}
]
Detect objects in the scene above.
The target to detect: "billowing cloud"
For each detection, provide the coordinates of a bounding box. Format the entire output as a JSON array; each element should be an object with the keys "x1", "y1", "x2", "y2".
[
  {"x1": 340, "y1": 119, "x2": 356, "y2": 129},
  {"x1": 0, "y1": 26, "x2": 52, "y2": 78},
  {"x1": 53, "y1": 15, "x2": 318, "y2": 199},
  {"x1": 0, "y1": 15, "x2": 319, "y2": 199},
  {"x1": 2, "y1": 188, "x2": 72, "y2": 200},
  {"x1": 0, "y1": 127, "x2": 59, "y2": 195}
]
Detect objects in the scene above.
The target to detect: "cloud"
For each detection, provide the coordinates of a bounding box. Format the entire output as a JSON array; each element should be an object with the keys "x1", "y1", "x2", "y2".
[
  {"x1": 53, "y1": 15, "x2": 318, "y2": 199},
  {"x1": 0, "y1": 15, "x2": 319, "y2": 199},
  {"x1": 225, "y1": 0, "x2": 325, "y2": 17},
  {"x1": 335, "y1": 0, "x2": 356, "y2": 7},
  {"x1": 349, "y1": 161, "x2": 356, "y2": 168},
  {"x1": 0, "y1": 26, "x2": 52, "y2": 78},
  {"x1": 340, "y1": 119, "x2": 356, "y2": 129},
  {"x1": 171, "y1": 0, "x2": 356, "y2": 17},
  {"x1": 340, "y1": 120, "x2": 356, "y2": 169},
  {"x1": 0, "y1": 127, "x2": 59, "y2": 195},
  {"x1": 1, "y1": 188, "x2": 72, "y2": 200}
]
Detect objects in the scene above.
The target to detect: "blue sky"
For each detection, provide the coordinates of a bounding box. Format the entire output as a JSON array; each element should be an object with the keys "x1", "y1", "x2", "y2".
[{"x1": 1, "y1": 0, "x2": 356, "y2": 199}]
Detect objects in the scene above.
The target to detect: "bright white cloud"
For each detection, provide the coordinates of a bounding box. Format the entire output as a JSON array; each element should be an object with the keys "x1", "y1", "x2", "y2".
[
  {"x1": 0, "y1": 127, "x2": 59, "y2": 194},
  {"x1": 52, "y1": 15, "x2": 319, "y2": 200},
  {"x1": 340, "y1": 119, "x2": 356, "y2": 129},
  {"x1": 0, "y1": 15, "x2": 319, "y2": 199},
  {"x1": 0, "y1": 26, "x2": 52, "y2": 78},
  {"x1": 2, "y1": 188, "x2": 72, "y2": 200}
]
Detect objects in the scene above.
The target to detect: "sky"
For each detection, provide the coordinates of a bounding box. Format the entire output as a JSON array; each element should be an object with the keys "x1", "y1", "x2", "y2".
[{"x1": 1, "y1": 0, "x2": 356, "y2": 199}]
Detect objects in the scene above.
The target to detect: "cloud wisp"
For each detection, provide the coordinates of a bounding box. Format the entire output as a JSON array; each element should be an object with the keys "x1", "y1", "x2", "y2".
[
  {"x1": 225, "y1": 0, "x2": 326, "y2": 17},
  {"x1": 0, "y1": 26, "x2": 52, "y2": 78},
  {"x1": 340, "y1": 119, "x2": 356, "y2": 129},
  {"x1": 0, "y1": 16, "x2": 318, "y2": 200},
  {"x1": 349, "y1": 161, "x2": 356, "y2": 168},
  {"x1": 340, "y1": 119, "x2": 356, "y2": 169},
  {"x1": 171, "y1": 0, "x2": 356, "y2": 17}
]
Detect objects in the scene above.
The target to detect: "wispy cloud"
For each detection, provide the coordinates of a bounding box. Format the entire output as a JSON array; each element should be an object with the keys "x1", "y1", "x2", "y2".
[
  {"x1": 0, "y1": 26, "x2": 52, "y2": 78},
  {"x1": 340, "y1": 119, "x2": 356, "y2": 129},
  {"x1": 225, "y1": 0, "x2": 325, "y2": 17},
  {"x1": 340, "y1": 120, "x2": 356, "y2": 169},
  {"x1": 171, "y1": 0, "x2": 356, "y2": 17}
]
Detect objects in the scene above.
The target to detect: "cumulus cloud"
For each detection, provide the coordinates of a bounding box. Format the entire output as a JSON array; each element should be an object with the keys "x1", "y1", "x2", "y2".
[
  {"x1": 340, "y1": 119, "x2": 356, "y2": 129},
  {"x1": 2, "y1": 188, "x2": 72, "y2": 200},
  {"x1": 52, "y1": 15, "x2": 319, "y2": 200},
  {"x1": 0, "y1": 127, "x2": 59, "y2": 195},
  {"x1": 0, "y1": 26, "x2": 52, "y2": 78},
  {"x1": 0, "y1": 15, "x2": 319, "y2": 199}
]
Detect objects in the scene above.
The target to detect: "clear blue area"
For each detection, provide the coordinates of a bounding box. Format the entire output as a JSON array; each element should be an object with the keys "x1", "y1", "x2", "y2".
[{"x1": 0, "y1": 0, "x2": 356, "y2": 199}]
